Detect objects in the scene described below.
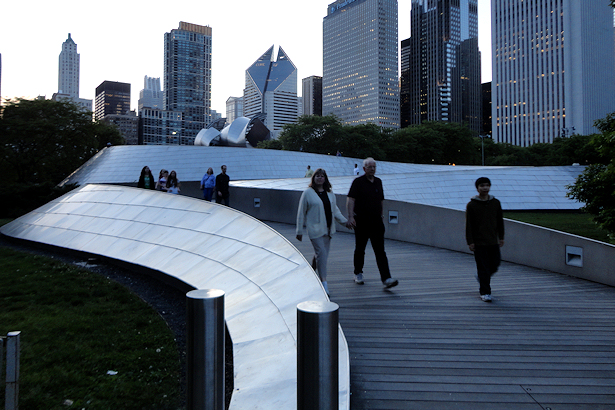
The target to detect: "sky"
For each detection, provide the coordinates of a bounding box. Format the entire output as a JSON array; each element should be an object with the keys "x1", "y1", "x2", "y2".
[{"x1": 0, "y1": 0, "x2": 491, "y2": 114}]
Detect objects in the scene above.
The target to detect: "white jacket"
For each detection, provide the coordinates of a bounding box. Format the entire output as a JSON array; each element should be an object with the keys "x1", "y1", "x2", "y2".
[{"x1": 296, "y1": 188, "x2": 348, "y2": 239}]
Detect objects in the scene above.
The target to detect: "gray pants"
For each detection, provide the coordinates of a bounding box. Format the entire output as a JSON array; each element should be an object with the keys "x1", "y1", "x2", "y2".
[{"x1": 310, "y1": 234, "x2": 331, "y2": 282}]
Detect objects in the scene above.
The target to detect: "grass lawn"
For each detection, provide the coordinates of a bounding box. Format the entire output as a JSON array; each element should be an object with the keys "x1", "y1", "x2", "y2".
[
  {"x1": 504, "y1": 212, "x2": 612, "y2": 243},
  {"x1": 0, "y1": 247, "x2": 182, "y2": 410}
]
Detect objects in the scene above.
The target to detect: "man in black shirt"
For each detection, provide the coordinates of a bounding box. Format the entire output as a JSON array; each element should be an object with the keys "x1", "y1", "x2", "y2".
[
  {"x1": 347, "y1": 158, "x2": 398, "y2": 288},
  {"x1": 215, "y1": 165, "x2": 230, "y2": 206}
]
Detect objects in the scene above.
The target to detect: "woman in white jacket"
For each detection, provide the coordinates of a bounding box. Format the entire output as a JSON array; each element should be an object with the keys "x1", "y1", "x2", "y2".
[{"x1": 296, "y1": 168, "x2": 348, "y2": 295}]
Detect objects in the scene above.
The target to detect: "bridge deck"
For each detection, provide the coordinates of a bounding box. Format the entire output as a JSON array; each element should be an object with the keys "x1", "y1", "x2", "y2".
[{"x1": 267, "y1": 222, "x2": 615, "y2": 410}]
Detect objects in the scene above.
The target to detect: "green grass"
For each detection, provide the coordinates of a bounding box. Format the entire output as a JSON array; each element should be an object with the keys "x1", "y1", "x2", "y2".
[
  {"x1": 504, "y1": 212, "x2": 612, "y2": 243},
  {"x1": 0, "y1": 247, "x2": 181, "y2": 410}
]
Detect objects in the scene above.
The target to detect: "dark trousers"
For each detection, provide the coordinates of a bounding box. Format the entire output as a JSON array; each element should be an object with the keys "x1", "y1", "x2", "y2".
[
  {"x1": 216, "y1": 193, "x2": 229, "y2": 206},
  {"x1": 474, "y1": 244, "x2": 501, "y2": 295},
  {"x1": 353, "y1": 219, "x2": 391, "y2": 282}
]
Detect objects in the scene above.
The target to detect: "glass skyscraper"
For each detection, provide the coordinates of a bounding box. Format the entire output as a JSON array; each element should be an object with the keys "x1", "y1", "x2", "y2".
[
  {"x1": 164, "y1": 22, "x2": 212, "y2": 145},
  {"x1": 243, "y1": 46, "x2": 300, "y2": 139},
  {"x1": 323, "y1": 0, "x2": 400, "y2": 128},
  {"x1": 400, "y1": 0, "x2": 481, "y2": 133},
  {"x1": 492, "y1": 0, "x2": 615, "y2": 146}
]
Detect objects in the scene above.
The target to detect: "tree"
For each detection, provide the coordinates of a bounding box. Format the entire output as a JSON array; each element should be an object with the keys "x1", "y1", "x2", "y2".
[
  {"x1": 0, "y1": 98, "x2": 123, "y2": 185},
  {"x1": 567, "y1": 112, "x2": 615, "y2": 241},
  {"x1": 277, "y1": 115, "x2": 346, "y2": 154}
]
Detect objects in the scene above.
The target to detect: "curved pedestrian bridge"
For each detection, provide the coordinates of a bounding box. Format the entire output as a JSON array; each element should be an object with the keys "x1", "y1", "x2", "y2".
[
  {"x1": 0, "y1": 185, "x2": 350, "y2": 409},
  {"x1": 3, "y1": 184, "x2": 614, "y2": 409},
  {"x1": 269, "y1": 222, "x2": 615, "y2": 409}
]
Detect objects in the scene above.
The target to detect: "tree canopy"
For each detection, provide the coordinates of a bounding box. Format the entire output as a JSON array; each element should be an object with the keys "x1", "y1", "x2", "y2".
[
  {"x1": 567, "y1": 112, "x2": 615, "y2": 240},
  {"x1": 0, "y1": 98, "x2": 123, "y2": 185},
  {"x1": 264, "y1": 115, "x2": 600, "y2": 167}
]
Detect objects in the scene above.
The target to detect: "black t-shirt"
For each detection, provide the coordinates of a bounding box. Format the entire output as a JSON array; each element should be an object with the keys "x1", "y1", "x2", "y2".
[
  {"x1": 347, "y1": 175, "x2": 384, "y2": 221},
  {"x1": 316, "y1": 190, "x2": 333, "y2": 229},
  {"x1": 216, "y1": 173, "x2": 230, "y2": 195}
]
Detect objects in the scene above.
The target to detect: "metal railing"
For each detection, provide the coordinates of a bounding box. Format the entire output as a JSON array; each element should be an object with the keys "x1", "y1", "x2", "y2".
[
  {"x1": 185, "y1": 291, "x2": 340, "y2": 410},
  {"x1": 2, "y1": 331, "x2": 20, "y2": 410}
]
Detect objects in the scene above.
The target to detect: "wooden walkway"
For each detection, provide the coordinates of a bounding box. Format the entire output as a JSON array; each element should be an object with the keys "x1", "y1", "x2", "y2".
[{"x1": 266, "y1": 222, "x2": 615, "y2": 410}]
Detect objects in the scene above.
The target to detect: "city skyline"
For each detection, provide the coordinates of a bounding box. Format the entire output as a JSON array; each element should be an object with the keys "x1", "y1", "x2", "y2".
[{"x1": 0, "y1": 0, "x2": 492, "y2": 115}]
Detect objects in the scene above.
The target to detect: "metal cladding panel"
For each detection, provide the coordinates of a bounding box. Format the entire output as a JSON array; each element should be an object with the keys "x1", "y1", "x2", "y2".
[{"x1": 0, "y1": 184, "x2": 350, "y2": 410}]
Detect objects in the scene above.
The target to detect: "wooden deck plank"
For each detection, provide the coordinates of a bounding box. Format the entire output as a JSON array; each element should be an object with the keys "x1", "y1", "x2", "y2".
[{"x1": 265, "y1": 222, "x2": 615, "y2": 409}]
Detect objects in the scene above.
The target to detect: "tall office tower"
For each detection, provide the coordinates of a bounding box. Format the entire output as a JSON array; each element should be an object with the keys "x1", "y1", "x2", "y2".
[
  {"x1": 138, "y1": 76, "x2": 163, "y2": 113},
  {"x1": 226, "y1": 96, "x2": 244, "y2": 123},
  {"x1": 58, "y1": 34, "x2": 80, "y2": 99},
  {"x1": 400, "y1": 0, "x2": 481, "y2": 132},
  {"x1": 164, "y1": 22, "x2": 212, "y2": 145},
  {"x1": 95, "y1": 81, "x2": 137, "y2": 144},
  {"x1": 243, "y1": 46, "x2": 300, "y2": 138},
  {"x1": 95, "y1": 81, "x2": 131, "y2": 121},
  {"x1": 492, "y1": 1, "x2": 615, "y2": 146},
  {"x1": 302, "y1": 76, "x2": 322, "y2": 116},
  {"x1": 323, "y1": 0, "x2": 399, "y2": 128},
  {"x1": 482, "y1": 82, "x2": 492, "y2": 136}
]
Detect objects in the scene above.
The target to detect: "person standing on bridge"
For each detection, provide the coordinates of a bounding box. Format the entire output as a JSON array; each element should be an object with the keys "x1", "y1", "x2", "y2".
[
  {"x1": 346, "y1": 158, "x2": 398, "y2": 289},
  {"x1": 466, "y1": 177, "x2": 505, "y2": 302}
]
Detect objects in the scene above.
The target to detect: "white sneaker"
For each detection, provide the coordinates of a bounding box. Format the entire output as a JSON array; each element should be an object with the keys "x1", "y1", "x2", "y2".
[
  {"x1": 481, "y1": 294, "x2": 492, "y2": 302},
  {"x1": 354, "y1": 273, "x2": 364, "y2": 285},
  {"x1": 383, "y1": 278, "x2": 399, "y2": 288}
]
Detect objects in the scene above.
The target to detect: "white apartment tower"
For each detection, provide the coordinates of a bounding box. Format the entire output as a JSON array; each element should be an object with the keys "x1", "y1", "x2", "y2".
[
  {"x1": 58, "y1": 34, "x2": 80, "y2": 99},
  {"x1": 226, "y1": 96, "x2": 243, "y2": 123},
  {"x1": 323, "y1": 0, "x2": 400, "y2": 128},
  {"x1": 138, "y1": 76, "x2": 163, "y2": 113},
  {"x1": 492, "y1": 0, "x2": 615, "y2": 146}
]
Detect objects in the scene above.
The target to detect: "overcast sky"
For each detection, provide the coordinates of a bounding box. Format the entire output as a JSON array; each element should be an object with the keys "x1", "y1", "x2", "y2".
[{"x1": 0, "y1": 0, "x2": 491, "y2": 114}]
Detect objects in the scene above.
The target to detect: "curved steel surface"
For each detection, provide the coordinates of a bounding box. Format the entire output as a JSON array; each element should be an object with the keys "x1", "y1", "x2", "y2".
[
  {"x1": 59, "y1": 145, "x2": 584, "y2": 211},
  {"x1": 0, "y1": 184, "x2": 350, "y2": 409},
  {"x1": 195, "y1": 127, "x2": 221, "y2": 146},
  {"x1": 220, "y1": 116, "x2": 250, "y2": 146}
]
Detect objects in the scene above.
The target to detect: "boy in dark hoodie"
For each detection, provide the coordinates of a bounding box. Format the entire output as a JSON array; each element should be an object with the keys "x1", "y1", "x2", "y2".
[{"x1": 465, "y1": 177, "x2": 505, "y2": 302}]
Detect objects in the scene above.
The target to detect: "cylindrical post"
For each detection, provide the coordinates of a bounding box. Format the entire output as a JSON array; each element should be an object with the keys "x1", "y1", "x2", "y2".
[
  {"x1": 5, "y1": 331, "x2": 21, "y2": 410},
  {"x1": 186, "y1": 289, "x2": 225, "y2": 410},
  {"x1": 297, "y1": 301, "x2": 339, "y2": 410}
]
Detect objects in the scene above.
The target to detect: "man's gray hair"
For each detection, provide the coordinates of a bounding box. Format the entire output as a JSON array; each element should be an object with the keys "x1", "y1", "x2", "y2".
[{"x1": 363, "y1": 157, "x2": 376, "y2": 167}]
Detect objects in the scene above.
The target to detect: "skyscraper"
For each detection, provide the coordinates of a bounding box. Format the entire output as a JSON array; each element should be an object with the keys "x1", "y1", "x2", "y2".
[
  {"x1": 95, "y1": 81, "x2": 138, "y2": 144},
  {"x1": 95, "y1": 81, "x2": 131, "y2": 121},
  {"x1": 302, "y1": 76, "x2": 322, "y2": 116},
  {"x1": 492, "y1": 0, "x2": 615, "y2": 146},
  {"x1": 138, "y1": 76, "x2": 163, "y2": 113},
  {"x1": 58, "y1": 34, "x2": 79, "y2": 99},
  {"x1": 322, "y1": 0, "x2": 399, "y2": 128},
  {"x1": 243, "y1": 46, "x2": 300, "y2": 138},
  {"x1": 400, "y1": 0, "x2": 481, "y2": 132},
  {"x1": 55, "y1": 34, "x2": 92, "y2": 111},
  {"x1": 226, "y1": 96, "x2": 243, "y2": 124},
  {"x1": 164, "y1": 22, "x2": 212, "y2": 145}
]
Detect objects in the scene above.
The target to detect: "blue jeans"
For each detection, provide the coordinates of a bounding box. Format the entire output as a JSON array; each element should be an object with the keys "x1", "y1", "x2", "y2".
[
  {"x1": 310, "y1": 234, "x2": 331, "y2": 282},
  {"x1": 203, "y1": 188, "x2": 214, "y2": 201}
]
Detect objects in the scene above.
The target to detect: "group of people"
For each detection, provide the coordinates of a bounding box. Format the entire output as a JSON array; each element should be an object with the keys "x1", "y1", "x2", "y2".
[
  {"x1": 138, "y1": 167, "x2": 181, "y2": 194},
  {"x1": 137, "y1": 165, "x2": 231, "y2": 206},
  {"x1": 296, "y1": 158, "x2": 504, "y2": 302},
  {"x1": 200, "y1": 165, "x2": 230, "y2": 205}
]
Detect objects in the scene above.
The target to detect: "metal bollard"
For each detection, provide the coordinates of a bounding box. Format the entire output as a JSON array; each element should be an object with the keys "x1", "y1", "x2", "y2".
[
  {"x1": 297, "y1": 301, "x2": 339, "y2": 410},
  {"x1": 5, "y1": 331, "x2": 21, "y2": 410},
  {"x1": 186, "y1": 289, "x2": 225, "y2": 410}
]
